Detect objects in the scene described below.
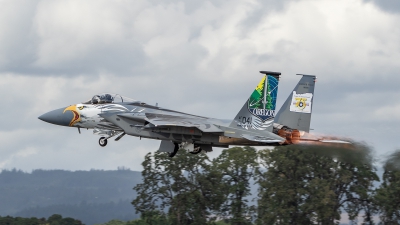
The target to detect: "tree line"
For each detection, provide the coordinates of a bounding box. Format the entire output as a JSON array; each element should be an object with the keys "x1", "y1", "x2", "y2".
[
  {"x1": 131, "y1": 145, "x2": 400, "y2": 225},
  {"x1": 0, "y1": 214, "x2": 83, "y2": 225}
]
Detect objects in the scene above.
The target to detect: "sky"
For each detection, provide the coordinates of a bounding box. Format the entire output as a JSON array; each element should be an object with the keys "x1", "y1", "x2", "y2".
[{"x1": 0, "y1": 0, "x2": 399, "y2": 172}]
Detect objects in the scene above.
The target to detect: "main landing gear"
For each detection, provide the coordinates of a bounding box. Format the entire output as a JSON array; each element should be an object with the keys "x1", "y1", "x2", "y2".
[
  {"x1": 190, "y1": 146, "x2": 202, "y2": 155},
  {"x1": 168, "y1": 143, "x2": 179, "y2": 158},
  {"x1": 168, "y1": 142, "x2": 204, "y2": 157},
  {"x1": 159, "y1": 141, "x2": 214, "y2": 158}
]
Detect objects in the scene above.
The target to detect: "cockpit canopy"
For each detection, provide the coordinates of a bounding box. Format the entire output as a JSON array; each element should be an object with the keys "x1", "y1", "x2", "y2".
[{"x1": 83, "y1": 93, "x2": 136, "y2": 104}]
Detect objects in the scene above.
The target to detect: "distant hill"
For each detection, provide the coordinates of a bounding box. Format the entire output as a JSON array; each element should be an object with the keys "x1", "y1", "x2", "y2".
[{"x1": 0, "y1": 168, "x2": 142, "y2": 225}]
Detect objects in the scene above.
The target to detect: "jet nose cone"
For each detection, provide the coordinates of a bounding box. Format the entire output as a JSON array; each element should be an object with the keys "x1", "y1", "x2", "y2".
[{"x1": 38, "y1": 107, "x2": 73, "y2": 127}]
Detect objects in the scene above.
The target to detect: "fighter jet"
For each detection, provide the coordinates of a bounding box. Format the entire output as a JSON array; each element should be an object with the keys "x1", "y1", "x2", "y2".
[{"x1": 38, "y1": 71, "x2": 340, "y2": 157}]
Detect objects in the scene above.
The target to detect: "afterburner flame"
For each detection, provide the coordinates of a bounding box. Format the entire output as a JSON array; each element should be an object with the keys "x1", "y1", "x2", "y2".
[{"x1": 299, "y1": 132, "x2": 354, "y2": 149}]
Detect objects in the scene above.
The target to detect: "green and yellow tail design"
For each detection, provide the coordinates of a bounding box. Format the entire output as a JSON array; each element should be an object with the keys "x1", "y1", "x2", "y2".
[
  {"x1": 230, "y1": 71, "x2": 280, "y2": 131},
  {"x1": 248, "y1": 75, "x2": 278, "y2": 116}
]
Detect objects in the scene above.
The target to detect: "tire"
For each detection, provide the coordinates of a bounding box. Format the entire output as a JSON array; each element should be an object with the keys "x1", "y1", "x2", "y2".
[
  {"x1": 190, "y1": 147, "x2": 202, "y2": 154},
  {"x1": 99, "y1": 137, "x2": 108, "y2": 147}
]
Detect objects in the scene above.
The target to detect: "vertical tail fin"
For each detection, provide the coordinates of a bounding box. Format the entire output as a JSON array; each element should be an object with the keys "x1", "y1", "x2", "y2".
[
  {"x1": 230, "y1": 71, "x2": 281, "y2": 132},
  {"x1": 274, "y1": 74, "x2": 317, "y2": 132}
]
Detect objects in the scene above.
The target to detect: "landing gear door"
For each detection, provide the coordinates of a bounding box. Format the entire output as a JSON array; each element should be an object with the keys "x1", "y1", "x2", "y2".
[{"x1": 158, "y1": 140, "x2": 175, "y2": 153}]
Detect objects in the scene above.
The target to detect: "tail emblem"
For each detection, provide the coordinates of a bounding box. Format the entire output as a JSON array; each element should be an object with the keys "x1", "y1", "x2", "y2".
[
  {"x1": 247, "y1": 75, "x2": 279, "y2": 121},
  {"x1": 290, "y1": 91, "x2": 313, "y2": 113}
]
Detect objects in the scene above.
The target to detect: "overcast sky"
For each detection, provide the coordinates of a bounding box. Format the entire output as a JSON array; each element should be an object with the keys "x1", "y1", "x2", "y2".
[{"x1": 0, "y1": 0, "x2": 399, "y2": 171}]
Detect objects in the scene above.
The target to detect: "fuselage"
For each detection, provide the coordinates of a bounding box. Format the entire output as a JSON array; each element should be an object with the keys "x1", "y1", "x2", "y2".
[
  {"x1": 39, "y1": 100, "x2": 272, "y2": 147},
  {"x1": 38, "y1": 73, "x2": 347, "y2": 155}
]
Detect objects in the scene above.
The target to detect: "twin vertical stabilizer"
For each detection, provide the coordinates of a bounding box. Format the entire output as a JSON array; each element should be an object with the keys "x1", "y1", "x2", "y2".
[
  {"x1": 274, "y1": 74, "x2": 317, "y2": 132},
  {"x1": 230, "y1": 71, "x2": 316, "y2": 134},
  {"x1": 230, "y1": 71, "x2": 281, "y2": 132}
]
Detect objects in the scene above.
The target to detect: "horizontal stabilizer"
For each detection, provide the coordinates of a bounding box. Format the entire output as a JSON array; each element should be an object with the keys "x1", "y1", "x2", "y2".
[
  {"x1": 299, "y1": 138, "x2": 352, "y2": 144},
  {"x1": 241, "y1": 134, "x2": 284, "y2": 143},
  {"x1": 319, "y1": 139, "x2": 351, "y2": 144}
]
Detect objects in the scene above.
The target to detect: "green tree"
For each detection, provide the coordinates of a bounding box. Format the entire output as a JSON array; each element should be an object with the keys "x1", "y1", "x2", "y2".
[
  {"x1": 128, "y1": 211, "x2": 170, "y2": 225},
  {"x1": 132, "y1": 150, "x2": 224, "y2": 225},
  {"x1": 46, "y1": 214, "x2": 83, "y2": 225},
  {"x1": 256, "y1": 145, "x2": 378, "y2": 225},
  {"x1": 375, "y1": 150, "x2": 400, "y2": 224},
  {"x1": 48, "y1": 214, "x2": 63, "y2": 225},
  {"x1": 212, "y1": 147, "x2": 258, "y2": 225},
  {"x1": 101, "y1": 219, "x2": 127, "y2": 225}
]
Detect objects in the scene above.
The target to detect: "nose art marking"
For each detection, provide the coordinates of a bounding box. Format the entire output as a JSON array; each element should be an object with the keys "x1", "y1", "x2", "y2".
[{"x1": 63, "y1": 105, "x2": 81, "y2": 126}]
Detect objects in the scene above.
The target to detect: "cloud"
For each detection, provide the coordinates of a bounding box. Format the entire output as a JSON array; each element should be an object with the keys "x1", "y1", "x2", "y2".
[
  {"x1": 0, "y1": 0, "x2": 40, "y2": 72},
  {"x1": 364, "y1": 0, "x2": 400, "y2": 14}
]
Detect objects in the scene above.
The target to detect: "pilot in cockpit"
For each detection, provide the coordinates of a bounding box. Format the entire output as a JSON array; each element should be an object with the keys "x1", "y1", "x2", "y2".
[
  {"x1": 91, "y1": 94, "x2": 114, "y2": 104},
  {"x1": 102, "y1": 94, "x2": 113, "y2": 103}
]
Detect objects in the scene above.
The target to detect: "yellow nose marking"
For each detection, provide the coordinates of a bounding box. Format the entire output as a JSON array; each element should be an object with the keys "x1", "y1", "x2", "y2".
[{"x1": 63, "y1": 105, "x2": 81, "y2": 126}]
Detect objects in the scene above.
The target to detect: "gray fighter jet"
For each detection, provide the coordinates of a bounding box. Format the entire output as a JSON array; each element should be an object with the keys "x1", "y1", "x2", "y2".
[{"x1": 38, "y1": 71, "x2": 337, "y2": 157}]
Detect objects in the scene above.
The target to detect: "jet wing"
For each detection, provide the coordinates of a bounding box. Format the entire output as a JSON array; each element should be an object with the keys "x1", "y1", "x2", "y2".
[{"x1": 144, "y1": 113, "x2": 223, "y2": 133}]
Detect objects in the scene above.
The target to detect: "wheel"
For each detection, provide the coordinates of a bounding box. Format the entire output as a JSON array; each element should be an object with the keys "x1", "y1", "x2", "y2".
[
  {"x1": 99, "y1": 137, "x2": 108, "y2": 147},
  {"x1": 168, "y1": 143, "x2": 179, "y2": 157},
  {"x1": 190, "y1": 147, "x2": 202, "y2": 155}
]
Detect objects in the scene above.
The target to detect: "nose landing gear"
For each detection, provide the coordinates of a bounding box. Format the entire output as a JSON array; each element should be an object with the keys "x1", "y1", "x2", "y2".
[
  {"x1": 97, "y1": 132, "x2": 125, "y2": 147},
  {"x1": 99, "y1": 137, "x2": 108, "y2": 147}
]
